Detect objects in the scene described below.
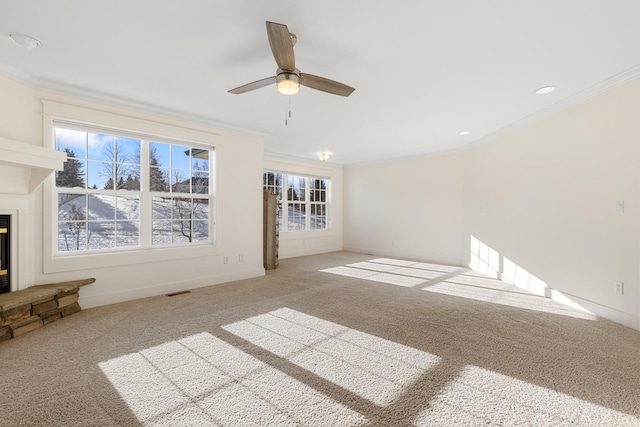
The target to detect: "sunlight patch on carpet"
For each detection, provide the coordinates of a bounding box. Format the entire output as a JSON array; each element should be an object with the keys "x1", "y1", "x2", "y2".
[
  {"x1": 222, "y1": 307, "x2": 441, "y2": 406},
  {"x1": 415, "y1": 365, "x2": 638, "y2": 426},
  {"x1": 322, "y1": 256, "x2": 596, "y2": 320},
  {"x1": 423, "y1": 281, "x2": 597, "y2": 320},
  {"x1": 99, "y1": 331, "x2": 367, "y2": 426}
]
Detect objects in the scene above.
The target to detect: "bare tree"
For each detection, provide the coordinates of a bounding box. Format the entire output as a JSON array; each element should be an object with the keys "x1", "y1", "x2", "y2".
[
  {"x1": 64, "y1": 203, "x2": 86, "y2": 251},
  {"x1": 100, "y1": 140, "x2": 132, "y2": 190}
]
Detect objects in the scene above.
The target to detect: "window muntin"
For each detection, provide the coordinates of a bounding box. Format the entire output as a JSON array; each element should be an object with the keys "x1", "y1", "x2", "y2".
[
  {"x1": 263, "y1": 171, "x2": 329, "y2": 232},
  {"x1": 54, "y1": 124, "x2": 213, "y2": 254}
]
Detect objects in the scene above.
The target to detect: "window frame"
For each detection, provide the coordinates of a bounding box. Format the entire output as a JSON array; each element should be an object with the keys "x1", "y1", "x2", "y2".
[
  {"x1": 263, "y1": 170, "x2": 330, "y2": 233},
  {"x1": 43, "y1": 101, "x2": 219, "y2": 274}
]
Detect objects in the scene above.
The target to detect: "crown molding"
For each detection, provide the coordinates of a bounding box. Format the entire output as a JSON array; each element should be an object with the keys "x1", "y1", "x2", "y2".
[
  {"x1": 2, "y1": 61, "x2": 639, "y2": 167},
  {"x1": 0, "y1": 61, "x2": 268, "y2": 139}
]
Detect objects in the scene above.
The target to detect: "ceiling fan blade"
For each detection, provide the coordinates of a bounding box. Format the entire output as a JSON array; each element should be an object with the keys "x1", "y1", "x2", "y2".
[
  {"x1": 299, "y1": 73, "x2": 355, "y2": 97},
  {"x1": 228, "y1": 76, "x2": 277, "y2": 94},
  {"x1": 266, "y1": 21, "x2": 295, "y2": 72}
]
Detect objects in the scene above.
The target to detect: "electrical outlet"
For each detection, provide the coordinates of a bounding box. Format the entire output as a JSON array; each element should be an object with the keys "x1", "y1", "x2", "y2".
[
  {"x1": 616, "y1": 201, "x2": 624, "y2": 213},
  {"x1": 223, "y1": 256, "x2": 229, "y2": 264},
  {"x1": 615, "y1": 281, "x2": 624, "y2": 295}
]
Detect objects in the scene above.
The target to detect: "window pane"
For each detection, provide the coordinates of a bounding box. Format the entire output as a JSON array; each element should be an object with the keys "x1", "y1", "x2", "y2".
[
  {"x1": 152, "y1": 220, "x2": 172, "y2": 245},
  {"x1": 193, "y1": 198, "x2": 209, "y2": 220},
  {"x1": 116, "y1": 221, "x2": 140, "y2": 248},
  {"x1": 172, "y1": 198, "x2": 192, "y2": 220},
  {"x1": 121, "y1": 167, "x2": 141, "y2": 191},
  {"x1": 55, "y1": 128, "x2": 86, "y2": 158},
  {"x1": 88, "y1": 133, "x2": 114, "y2": 161},
  {"x1": 87, "y1": 160, "x2": 110, "y2": 189},
  {"x1": 116, "y1": 136, "x2": 140, "y2": 163},
  {"x1": 150, "y1": 166, "x2": 170, "y2": 192},
  {"x1": 171, "y1": 145, "x2": 191, "y2": 170},
  {"x1": 56, "y1": 158, "x2": 86, "y2": 188},
  {"x1": 88, "y1": 194, "x2": 115, "y2": 221},
  {"x1": 58, "y1": 221, "x2": 87, "y2": 252},
  {"x1": 171, "y1": 169, "x2": 190, "y2": 193},
  {"x1": 87, "y1": 221, "x2": 115, "y2": 250},
  {"x1": 288, "y1": 203, "x2": 306, "y2": 231},
  {"x1": 192, "y1": 220, "x2": 209, "y2": 242},
  {"x1": 172, "y1": 220, "x2": 192, "y2": 243},
  {"x1": 192, "y1": 155, "x2": 209, "y2": 172},
  {"x1": 152, "y1": 197, "x2": 172, "y2": 219},
  {"x1": 150, "y1": 142, "x2": 170, "y2": 168},
  {"x1": 59, "y1": 194, "x2": 86, "y2": 222},
  {"x1": 287, "y1": 175, "x2": 305, "y2": 201},
  {"x1": 192, "y1": 169, "x2": 209, "y2": 194},
  {"x1": 116, "y1": 196, "x2": 140, "y2": 220},
  {"x1": 311, "y1": 204, "x2": 327, "y2": 230}
]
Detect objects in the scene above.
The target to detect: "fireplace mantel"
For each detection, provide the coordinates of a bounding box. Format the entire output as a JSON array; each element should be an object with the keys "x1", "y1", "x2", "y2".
[{"x1": 0, "y1": 136, "x2": 66, "y2": 194}]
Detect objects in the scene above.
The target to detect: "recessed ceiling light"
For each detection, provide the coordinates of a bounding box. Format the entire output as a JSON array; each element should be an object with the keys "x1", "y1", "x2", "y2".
[
  {"x1": 8, "y1": 33, "x2": 41, "y2": 49},
  {"x1": 459, "y1": 131, "x2": 471, "y2": 136},
  {"x1": 535, "y1": 86, "x2": 556, "y2": 95}
]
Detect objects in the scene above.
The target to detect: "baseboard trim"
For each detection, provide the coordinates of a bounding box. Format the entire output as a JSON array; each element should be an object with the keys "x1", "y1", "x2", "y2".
[
  {"x1": 79, "y1": 268, "x2": 266, "y2": 309},
  {"x1": 279, "y1": 246, "x2": 344, "y2": 260},
  {"x1": 342, "y1": 245, "x2": 466, "y2": 267},
  {"x1": 557, "y1": 292, "x2": 640, "y2": 331}
]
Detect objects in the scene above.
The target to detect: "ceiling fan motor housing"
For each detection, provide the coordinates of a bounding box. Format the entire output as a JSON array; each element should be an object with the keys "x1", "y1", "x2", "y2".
[{"x1": 277, "y1": 71, "x2": 299, "y2": 84}]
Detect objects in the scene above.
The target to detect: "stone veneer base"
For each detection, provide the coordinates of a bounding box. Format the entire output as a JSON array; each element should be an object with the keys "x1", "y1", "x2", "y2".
[{"x1": 0, "y1": 278, "x2": 95, "y2": 342}]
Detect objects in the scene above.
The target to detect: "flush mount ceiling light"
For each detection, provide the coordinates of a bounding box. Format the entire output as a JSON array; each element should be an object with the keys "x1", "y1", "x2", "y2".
[
  {"x1": 8, "y1": 33, "x2": 41, "y2": 49},
  {"x1": 459, "y1": 131, "x2": 471, "y2": 136},
  {"x1": 317, "y1": 153, "x2": 330, "y2": 162},
  {"x1": 535, "y1": 86, "x2": 556, "y2": 95}
]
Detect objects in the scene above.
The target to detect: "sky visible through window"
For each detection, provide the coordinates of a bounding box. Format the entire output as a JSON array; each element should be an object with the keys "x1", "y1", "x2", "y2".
[
  {"x1": 54, "y1": 126, "x2": 212, "y2": 252},
  {"x1": 55, "y1": 127, "x2": 203, "y2": 190}
]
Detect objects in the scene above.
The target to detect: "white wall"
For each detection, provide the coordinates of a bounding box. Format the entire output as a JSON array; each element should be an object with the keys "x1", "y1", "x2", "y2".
[
  {"x1": 343, "y1": 154, "x2": 466, "y2": 266},
  {"x1": 342, "y1": 78, "x2": 639, "y2": 330},
  {"x1": 463, "y1": 78, "x2": 640, "y2": 330},
  {"x1": 0, "y1": 75, "x2": 265, "y2": 308},
  {"x1": 263, "y1": 156, "x2": 343, "y2": 259}
]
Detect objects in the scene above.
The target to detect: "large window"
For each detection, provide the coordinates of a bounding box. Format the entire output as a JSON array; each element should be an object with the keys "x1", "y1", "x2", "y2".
[
  {"x1": 263, "y1": 171, "x2": 329, "y2": 232},
  {"x1": 54, "y1": 123, "x2": 213, "y2": 254}
]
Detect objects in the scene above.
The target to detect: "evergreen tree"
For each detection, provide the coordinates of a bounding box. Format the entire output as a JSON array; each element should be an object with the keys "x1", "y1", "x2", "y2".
[
  {"x1": 104, "y1": 178, "x2": 114, "y2": 190},
  {"x1": 56, "y1": 148, "x2": 85, "y2": 188},
  {"x1": 117, "y1": 176, "x2": 125, "y2": 190},
  {"x1": 123, "y1": 174, "x2": 140, "y2": 190},
  {"x1": 149, "y1": 146, "x2": 168, "y2": 191}
]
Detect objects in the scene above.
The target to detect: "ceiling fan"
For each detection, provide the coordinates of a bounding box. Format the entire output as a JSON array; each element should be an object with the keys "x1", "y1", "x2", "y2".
[{"x1": 228, "y1": 21, "x2": 355, "y2": 97}]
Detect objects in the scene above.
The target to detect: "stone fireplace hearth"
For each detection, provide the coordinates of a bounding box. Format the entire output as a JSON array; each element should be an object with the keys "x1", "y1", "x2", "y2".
[{"x1": 0, "y1": 278, "x2": 95, "y2": 342}]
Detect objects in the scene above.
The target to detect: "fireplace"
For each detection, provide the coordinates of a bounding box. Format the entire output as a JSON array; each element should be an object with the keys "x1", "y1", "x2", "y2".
[{"x1": 0, "y1": 215, "x2": 9, "y2": 294}]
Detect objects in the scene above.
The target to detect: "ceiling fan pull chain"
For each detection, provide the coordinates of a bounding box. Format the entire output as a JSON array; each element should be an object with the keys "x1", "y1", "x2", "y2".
[{"x1": 286, "y1": 94, "x2": 292, "y2": 126}]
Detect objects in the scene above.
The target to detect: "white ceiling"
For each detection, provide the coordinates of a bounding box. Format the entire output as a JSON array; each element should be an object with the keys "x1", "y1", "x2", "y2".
[{"x1": 2, "y1": 1, "x2": 639, "y2": 165}]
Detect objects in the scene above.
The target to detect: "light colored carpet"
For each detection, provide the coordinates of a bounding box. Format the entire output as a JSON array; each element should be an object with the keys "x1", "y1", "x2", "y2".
[{"x1": 0, "y1": 251, "x2": 638, "y2": 426}]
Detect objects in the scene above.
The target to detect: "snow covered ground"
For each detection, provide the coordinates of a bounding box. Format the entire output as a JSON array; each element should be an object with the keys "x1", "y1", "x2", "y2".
[{"x1": 57, "y1": 193, "x2": 209, "y2": 252}]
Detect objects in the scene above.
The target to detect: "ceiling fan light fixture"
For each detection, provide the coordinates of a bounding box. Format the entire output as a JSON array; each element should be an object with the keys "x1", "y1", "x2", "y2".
[{"x1": 277, "y1": 72, "x2": 299, "y2": 95}]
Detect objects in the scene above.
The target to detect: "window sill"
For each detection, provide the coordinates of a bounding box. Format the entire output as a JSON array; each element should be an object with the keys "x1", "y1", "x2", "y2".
[
  {"x1": 44, "y1": 243, "x2": 219, "y2": 274},
  {"x1": 279, "y1": 229, "x2": 334, "y2": 240}
]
